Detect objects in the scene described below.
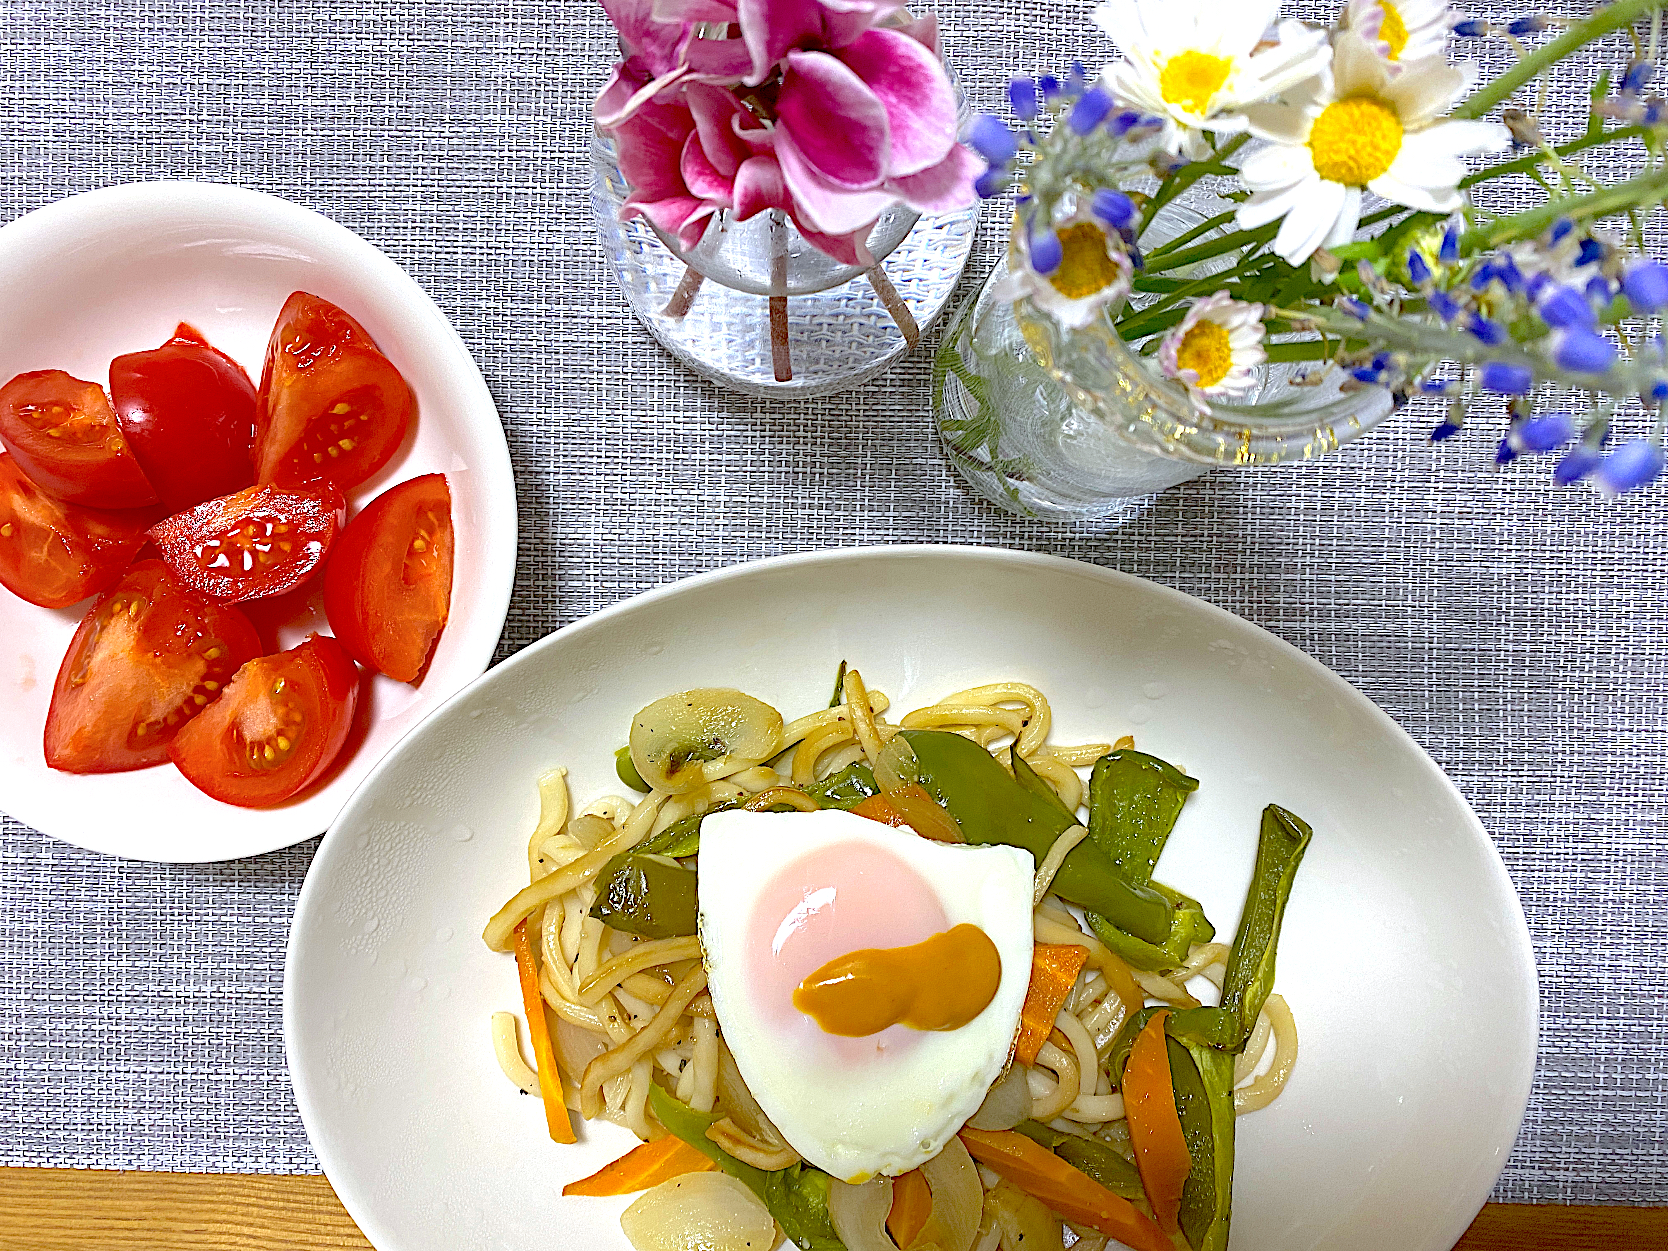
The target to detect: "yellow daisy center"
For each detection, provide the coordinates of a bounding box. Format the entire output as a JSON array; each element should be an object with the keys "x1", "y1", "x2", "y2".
[
  {"x1": 1048, "y1": 223, "x2": 1124, "y2": 301},
  {"x1": 1158, "y1": 51, "x2": 1233, "y2": 117},
  {"x1": 1308, "y1": 96, "x2": 1404, "y2": 186},
  {"x1": 1175, "y1": 320, "x2": 1233, "y2": 388},
  {"x1": 1379, "y1": 2, "x2": 1410, "y2": 60}
]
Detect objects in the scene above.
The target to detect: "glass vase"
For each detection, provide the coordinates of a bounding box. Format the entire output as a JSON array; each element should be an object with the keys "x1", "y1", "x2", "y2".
[
  {"x1": 933, "y1": 255, "x2": 1397, "y2": 523},
  {"x1": 592, "y1": 131, "x2": 979, "y2": 398}
]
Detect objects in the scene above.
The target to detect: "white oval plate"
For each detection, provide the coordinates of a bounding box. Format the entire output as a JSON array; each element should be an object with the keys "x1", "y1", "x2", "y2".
[
  {"x1": 286, "y1": 546, "x2": 1536, "y2": 1251},
  {"x1": 0, "y1": 182, "x2": 516, "y2": 862}
]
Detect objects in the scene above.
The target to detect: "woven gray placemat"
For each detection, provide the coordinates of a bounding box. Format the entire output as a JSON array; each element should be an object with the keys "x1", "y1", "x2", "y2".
[{"x1": 2, "y1": 0, "x2": 1666, "y2": 1207}]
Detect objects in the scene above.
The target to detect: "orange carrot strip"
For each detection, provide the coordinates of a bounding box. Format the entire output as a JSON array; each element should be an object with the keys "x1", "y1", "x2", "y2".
[
  {"x1": 886, "y1": 1167, "x2": 933, "y2": 1249},
  {"x1": 1124, "y1": 1010, "x2": 1190, "y2": 1236},
  {"x1": 851, "y1": 794, "x2": 912, "y2": 829},
  {"x1": 1013, "y1": 943, "x2": 1089, "y2": 1066},
  {"x1": 563, "y1": 1134, "x2": 717, "y2": 1196},
  {"x1": 957, "y1": 1127, "x2": 1169, "y2": 1251},
  {"x1": 514, "y1": 918, "x2": 576, "y2": 1144}
]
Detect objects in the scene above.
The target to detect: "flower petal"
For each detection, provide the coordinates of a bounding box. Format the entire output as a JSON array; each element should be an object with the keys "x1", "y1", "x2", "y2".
[
  {"x1": 737, "y1": 0, "x2": 829, "y2": 82},
  {"x1": 1330, "y1": 31, "x2": 1392, "y2": 97},
  {"x1": 1325, "y1": 185, "x2": 1361, "y2": 248},
  {"x1": 774, "y1": 126, "x2": 897, "y2": 232},
  {"x1": 777, "y1": 49, "x2": 891, "y2": 188},
  {"x1": 622, "y1": 195, "x2": 715, "y2": 251},
  {"x1": 1240, "y1": 140, "x2": 1313, "y2": 190},
  {"x1": 834, "y1": 28, "x2": 956, "y2": 176},
  {"x1": 612, "y1": 96, "x2": 697, "y2": 199},
  {"x1": 684, "y1": 82, "x2": 750, "y2": 177},
  {"x1": 886, "y1": 142, "x2": 980, "y2": 213},
  {"x1": 1369, "y1": 169, "x2": 1462, "y2": 213},
  {"x1": 1240, "y1": 101, "x2": 1313, "y2": 144},
  {"x1": 603, "y1": 0, "x2": 692, "y2": 76},
  {"x1": 1236, "y1": 169, "x2": 1318, "y2": 230},
  {"x1": 1381, "y1": 56, "x2": 1470, "y2": 129},
  {"x1": 791, "y1": 217, "x2": 873, "y2": 266},
  {"x1": 1273, "y1": 177, "x2": 1346, "y2": 264},
  {"x1": 680, "y1": 130, "x2": 735, "y2": 205},
  {"x1": 732, "y1": 154, "x2": 792, "y2": 220}
]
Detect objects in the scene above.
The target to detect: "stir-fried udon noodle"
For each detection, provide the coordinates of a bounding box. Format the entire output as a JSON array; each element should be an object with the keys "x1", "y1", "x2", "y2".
[{"x1": 483, "y1": 670, "x2": 1304, "y2": 1251}]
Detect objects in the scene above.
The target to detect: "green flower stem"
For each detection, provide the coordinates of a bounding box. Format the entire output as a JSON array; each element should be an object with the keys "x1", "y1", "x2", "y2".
[
  {"x1": 1142, "y1": 209, "x2": 1239, "y2": 262},
  {"x1": 1141, "y1": 220, "x2": 1279, "y2": 275},
  {"x1": 1138, "y1": 135, "x2": 1250, "y2": 235},
  {"x1": 1463, "y1": 165, "x2": 1668, "y2": 250},
  {"x1": 1452, "y1": 0, "x2": 1666, "y2": 121},
  {"x1": 1459, "y1": 125, "x2": 1652, "y2": 188}
]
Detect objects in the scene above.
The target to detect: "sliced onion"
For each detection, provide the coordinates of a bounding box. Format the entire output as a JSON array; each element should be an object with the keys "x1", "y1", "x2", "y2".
[
  {"x1": 917, "y1": 1135, "x2": 982, "y2": 1251},
  {"x1": 986, "y1": 1179, "x2": 1062, "y2": 1251},
  {"x1": 828, "y1": 1175, "x2": 897, "y2": 1251},
  {"x1": 968, "y1": 1064, "x2": 1032, "y2": 1131},
  {"x1": 706, "y1": 1116, "x2": 801, "y2": 1170},
  {"x1": 620, "y1": 1171, "x2": 776, "y2": 1251},
  {"x1": 874, "y1": 734, "x2": 920, "y2": 794}
]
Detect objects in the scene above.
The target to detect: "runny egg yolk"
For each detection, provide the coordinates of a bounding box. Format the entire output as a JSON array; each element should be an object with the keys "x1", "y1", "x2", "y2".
[{"x1": 792, "y1": 924, "x2": 1002, "y2": 1037}]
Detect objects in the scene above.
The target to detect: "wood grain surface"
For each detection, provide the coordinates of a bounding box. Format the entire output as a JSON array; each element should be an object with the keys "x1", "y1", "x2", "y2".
[{"x1": 1, "y1": 1169, "x2": 1664, "y2": 1250}]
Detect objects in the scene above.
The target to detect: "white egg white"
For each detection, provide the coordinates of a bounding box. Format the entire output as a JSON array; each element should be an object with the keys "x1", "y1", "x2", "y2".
[{"x1": 698, "y1": 808, "x2": 1034, "y2": 1183}]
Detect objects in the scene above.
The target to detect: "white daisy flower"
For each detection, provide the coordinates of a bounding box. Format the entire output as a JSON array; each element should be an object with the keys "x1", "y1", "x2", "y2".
[
  {"x1": 1091, "y1": 0, "x2": 1333, "y2": 159},
  {"x1": 1159, "y1": 291, "x2": 1267, "y2": 413},
  {"x1": 1344, "y1": 0, "x2": 1458, "y2": 67},
  {"x1": 1234, "y1": 32, "x2": 1510, "y2": 265},
  {"x1": 996, "y1": 216, "x2": 1135, "y2": 330}
]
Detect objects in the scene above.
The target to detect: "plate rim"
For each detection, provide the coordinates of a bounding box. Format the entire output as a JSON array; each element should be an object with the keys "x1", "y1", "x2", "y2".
[
  {"x1": 0, "y1": 179, "x2": 518, "y2": 863},
  {"x1": 284, "y1": 543, "x2": 1539, "y2": 1251}
]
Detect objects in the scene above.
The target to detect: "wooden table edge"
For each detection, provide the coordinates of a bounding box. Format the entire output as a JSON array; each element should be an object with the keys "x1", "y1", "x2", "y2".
[{"x1": 2, "y1": 1167, "x2": 1666, "y2": 1249}]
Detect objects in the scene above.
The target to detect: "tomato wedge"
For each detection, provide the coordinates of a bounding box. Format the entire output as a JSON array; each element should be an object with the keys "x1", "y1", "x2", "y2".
[
  {"x1": 0, "y1": 453, "x2": 155, "y2": 608},
  {"x1": 44, "y1": 560, "x2": 262, "y2": 773},
  {"x1": 148, "y1": 483, "x2": 343, "y2": 604},
  {"x1": 170, "y1": 634, "x2": 361, "y2": 807},
  {"x1": 110, "y1": 324, "x2": 258, "y2": 512},
  {"x1": 255, "y1": 292, "x2": 415, "y2": 492},
  {"x1": 323, "y1": 473, "x2": 453, "y2": 682},
  {"x1": 0, "y1": 370, "x2": 157, "y2": 508}
]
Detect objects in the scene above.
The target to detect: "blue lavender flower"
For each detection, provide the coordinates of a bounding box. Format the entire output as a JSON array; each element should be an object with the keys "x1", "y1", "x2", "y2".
[
  {"x1": 1552, "y1": 328, "x2": 1617, "y2": 373},
  {"x1": 1030, "y1": 228, "x2": 1063, "y2": 275},
  {"x1": 1494, "y1": 253, "x2": 1525, "y2": 293},
  {"x1": 1429, "y1": 290, "x2": 1463, "y2": 322},
  {"x1": 1469, "y1": 263, "x2": 1498, "y2": 291},
  {"x1": 1430, "y1": 422, "x2": 1462, "y2": 441},
  {"x1": 1538, "y1": 285, "x2": 1596, "y2": 329},
  {"x1": 967, "y1": 115, "x2": 1017, "y2": 167},
  {"x1": 1067, "y1": 87, "x2": 1114, "y2": 135},
  {"x1": 1039, "y1": 74, "x2": 1061, "y2": 99},
  {"x1": 1495, "y1": 437, "x2": 1519, "y2": 464},
  {"x1": 1595, "y1": 439, "x2": 1665, "y2": 493},
  {"x1": 1548, "y1": 217, "x2": 1575, "y2": 245},
  {"x1": 1351, "y1": 366, "x2": 1381, "y2": 384},
  {"x1": 974, "y1": 168, "x2": 1009, "y2": 199},
  {"x1": 1623, "y1": 60, "x2": 1655, "y2": 95},
  {"x1": 1577, "y1": 237, "x2": 1606, "y2": 267},
  {"x1": 1421, "y1": 379, "x2": 1456, "y2": 396},
  {"x1": 1406, "y1": 249, "x2": 1433, "y2": 287},
  {"x1": 1623, "y1": 260, "x2": 1668, "y2": 312},
  {"x1": 1454, "y1": 19, "x2": 1491, "y2": 37},
  {"x1": 1553, "y1": 443, "x2": 1605, "y2": 485},
  {"x1": 1511, "y1": 412, "x2": 1576, "y2": 452},
  {"x1": 1468, "y1": 315, "x2": 1508, "y2": 345},
  {"x1": 1507, "y1": 16, "x2": 1550, "y2": 36},
  {"x1": 1339, "y1": 297, "x2": 1370, "y2": 321},
  {"x1": 1481, "y1": 361, "x2": 1533, "y2": 394},
  {"x1": 1439, "y1": 226, "x2": 1461, "y2": 266},
  {"x1": 1090, "y1": 189, "x2": 1136, "y2": 231},
  {"x1": 1008, "y1": 78, "x2": 1040, "y2": 122}
]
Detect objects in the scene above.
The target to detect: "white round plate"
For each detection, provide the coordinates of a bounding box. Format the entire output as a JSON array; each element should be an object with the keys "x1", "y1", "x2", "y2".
[
  {"x1": 0, "y1": 181, "x2": 516, "y2": 862},
  {"x1": 286, "y1": 546, "x2": 1536, "y2": 1251}
]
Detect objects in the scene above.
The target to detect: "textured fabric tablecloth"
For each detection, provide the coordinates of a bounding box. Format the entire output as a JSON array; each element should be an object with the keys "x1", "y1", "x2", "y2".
[{"x1": 2, "y1": 0, "x2": 1666, "y2": 1208}]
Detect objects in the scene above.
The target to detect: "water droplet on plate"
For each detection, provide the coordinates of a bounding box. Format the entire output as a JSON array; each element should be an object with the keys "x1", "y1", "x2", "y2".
[
  {"x1": 407, "y1": 976, "x2": 427, "y2": 992},
  {"x1": 435, "y1": 926, "x2": 454, "y2": 942},
  {"x1": 450, "y1": 823, "x2": 474, "y2": 842},
  {"x1": 363, "y1": 917, "x2": 379, "y2": 934},
  {"x1": 645, "y1": 641, "x2": 665, "y2": 655},
  {"x1": 1128, "y1": 705, "x2": 1153, "y2": 725},
  {"x1": 1142, "y1": 681, "x2": 1168, "y2": 700}
]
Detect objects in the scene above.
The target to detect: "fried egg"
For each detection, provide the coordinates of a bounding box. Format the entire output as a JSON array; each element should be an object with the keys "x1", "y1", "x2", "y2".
[{"x1": 698, "y1": 808, "x2": 1034, "y2": 1183}]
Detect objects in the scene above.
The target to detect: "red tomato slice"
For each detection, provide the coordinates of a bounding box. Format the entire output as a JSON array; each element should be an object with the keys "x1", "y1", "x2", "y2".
[
  {"x1": 170, "y1": 633, "x2": 361, "y2": 807},
  {"x1": 110, "y1": 323, "x2": 258, "y2": 512},
  {"x1": 323, "y1": 474, "x2": 453, "y2": 683},
  {"x1": 255, "y1": 293, "x2": 415, "y2": 492},
  {"x1": 0, "y1": 370, "x2": 157, "y2": 508},
  {"x1": 0, "y1": 453, "x2": 155, "y2": 608},
  {"x1": 44, "y1": 560, "x2": 262, "y2": 773},
  {"x1": 148, "y1": 483, "x2": 343, "y2": 604}
]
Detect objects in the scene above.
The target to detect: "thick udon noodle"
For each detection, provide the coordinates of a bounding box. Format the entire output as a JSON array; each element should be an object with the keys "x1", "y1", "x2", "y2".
[{"x1": 488, "y1": 677, "x2": 1299, "y2": 1185}]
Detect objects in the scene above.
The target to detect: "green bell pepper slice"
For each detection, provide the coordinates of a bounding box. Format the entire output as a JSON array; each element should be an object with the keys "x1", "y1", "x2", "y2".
[
  {"x1": 1106, "y1": 1005, "x2": 1240, "y2": 1087},
  {"x1": 1219, "y1": 805, "x2": 1313, "y2": 1045},
  {"x1": 805, "y1": 760, "x2": 879, "y2": 810},
  {"x1": 1010, "y1": 750, "x2": 1079, "y2": 825},
  {"x1": 589, "y1": 853, "x2": 698, "y2": 938},
  {"x1": 1085, "y1": 884, "x2": 1215, "y2": 973},
  {"x1": 1086, "y1": 750, "x2": 1199, "y2": 884},
  {"x1": 648, "y1": 1086, "x2": 843, "y2": 1251},
  {"x1": 1170, "y1": 1036, "x2": 1235, "y2": 1251},
  {"x1": 1014, "y1": 1120, "x2": 1144, "y2": 1200},
  {"x1": 899, "y1": 730, "x2": 1173, "y2": 944}
]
